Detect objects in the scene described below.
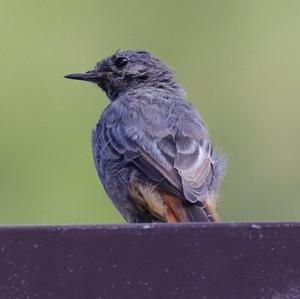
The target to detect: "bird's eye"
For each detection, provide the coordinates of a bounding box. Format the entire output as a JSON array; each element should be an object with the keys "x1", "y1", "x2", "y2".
[{"x1": 115, "y1": 57, "x2": 128, "y2": 68}]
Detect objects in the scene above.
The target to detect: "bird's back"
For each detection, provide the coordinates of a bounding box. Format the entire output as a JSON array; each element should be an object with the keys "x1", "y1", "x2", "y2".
[{"x1": 92, "y1": 88, "x2": 225, "y2": 222}]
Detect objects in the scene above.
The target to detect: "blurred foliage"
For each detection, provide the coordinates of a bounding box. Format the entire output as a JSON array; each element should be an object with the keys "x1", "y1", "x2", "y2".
[{"x1": 1, "y1": 0, "x2": 300, "y2": 224}]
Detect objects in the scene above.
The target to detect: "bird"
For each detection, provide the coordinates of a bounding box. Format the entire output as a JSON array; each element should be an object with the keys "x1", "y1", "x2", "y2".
[{"x1": 65, "y1": 49, "x2": 226, "y2": 223}]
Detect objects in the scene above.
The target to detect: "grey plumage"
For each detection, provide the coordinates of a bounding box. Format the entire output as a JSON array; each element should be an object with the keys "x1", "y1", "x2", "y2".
[{"x1": 65, "y1": 49, "x2": 226, "y2": 223}]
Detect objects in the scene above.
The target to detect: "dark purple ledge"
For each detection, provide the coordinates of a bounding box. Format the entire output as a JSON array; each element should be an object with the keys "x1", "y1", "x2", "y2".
[{"x1": 1, "y1": 222, "x2": 300, "y2": 299}]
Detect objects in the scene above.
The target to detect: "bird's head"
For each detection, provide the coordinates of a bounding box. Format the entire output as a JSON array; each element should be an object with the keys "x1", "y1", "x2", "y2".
[{"x1": 65, "y1": 49, "x2": 185, "y2": 100}]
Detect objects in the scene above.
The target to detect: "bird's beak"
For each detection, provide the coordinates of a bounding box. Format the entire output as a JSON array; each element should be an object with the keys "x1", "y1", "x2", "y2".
[{"x1": 64, "y1": 70, "x2": 112, "y2": 82}]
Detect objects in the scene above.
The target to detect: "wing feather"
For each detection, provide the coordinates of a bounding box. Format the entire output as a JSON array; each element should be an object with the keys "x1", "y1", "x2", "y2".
[
  {"x1": 94, "y1": 95, "x2": 220, "y2": 204},
  {"x1": 102, "y1": 122, "x2": 216, "y2": 204}
]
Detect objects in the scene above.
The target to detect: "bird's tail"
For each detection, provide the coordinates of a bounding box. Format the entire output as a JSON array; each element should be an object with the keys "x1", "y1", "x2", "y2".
[
  {"x1": 184, "y1": 200, "x2": 217, "y2": 222},
  {"x1": 161, "y1": 192, "x2": 215, "y2": 223},
  {"x1": 130, "y1": 180, "x2": 215, "y2": 223}
]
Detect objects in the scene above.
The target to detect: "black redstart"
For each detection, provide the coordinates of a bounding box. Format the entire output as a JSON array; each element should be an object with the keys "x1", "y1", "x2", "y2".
[{"x1": 65, "y1": 49, "x2": 225, "y2": 223}]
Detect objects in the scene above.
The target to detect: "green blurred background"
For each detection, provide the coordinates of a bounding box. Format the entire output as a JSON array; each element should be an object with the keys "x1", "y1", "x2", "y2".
[{"x1": 1, "y1": 1, "x2": 300, "y2": 224}]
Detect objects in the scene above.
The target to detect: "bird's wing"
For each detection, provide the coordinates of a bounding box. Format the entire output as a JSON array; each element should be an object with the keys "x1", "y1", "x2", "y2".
[{"x1": 101, "y1": 117, "x2": 216, "y2": 204}]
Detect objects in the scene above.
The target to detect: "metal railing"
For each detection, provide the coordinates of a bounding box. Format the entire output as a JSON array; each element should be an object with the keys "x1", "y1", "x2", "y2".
[{"x1": 0, "y1": 223, "x2": 299, "y2": 298}]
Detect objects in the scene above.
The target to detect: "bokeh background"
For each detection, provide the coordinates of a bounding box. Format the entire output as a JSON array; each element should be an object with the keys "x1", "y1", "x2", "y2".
[{"x1": 1, "y1": 1, "x2": 300, "y2": 224}]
